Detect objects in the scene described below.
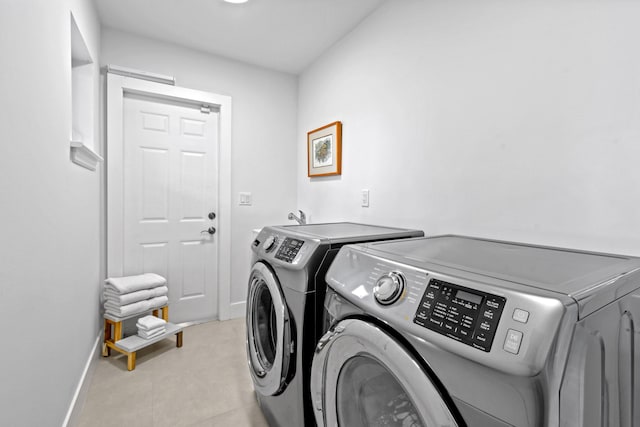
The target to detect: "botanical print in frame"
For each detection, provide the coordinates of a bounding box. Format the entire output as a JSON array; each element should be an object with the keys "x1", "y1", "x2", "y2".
[
  {"x1": 307, "y1": 121, "x2": 341, "y2": 177},
  {"x1": 312, "y1": 135, "x2": 333, "y2": 168}
]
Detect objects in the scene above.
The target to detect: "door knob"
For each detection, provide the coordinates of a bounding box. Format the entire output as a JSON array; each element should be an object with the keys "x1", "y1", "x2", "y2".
[
  {"x1": 201, "y1": 227, "x2": 216, "y2": 235},
  {"x1": 208, "y1": 212, "x2": 216, "y2": 220}
]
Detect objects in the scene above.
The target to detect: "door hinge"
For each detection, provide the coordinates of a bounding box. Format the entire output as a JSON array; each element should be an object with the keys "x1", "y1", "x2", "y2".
[{"x1": 200, "y1": 105, "x2": 211, "y2": 114}]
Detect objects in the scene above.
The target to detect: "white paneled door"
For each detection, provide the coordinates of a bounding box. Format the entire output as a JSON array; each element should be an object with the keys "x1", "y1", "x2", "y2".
[{"x1": 122, "y1": 93, "x2": 219, "y2": 323}]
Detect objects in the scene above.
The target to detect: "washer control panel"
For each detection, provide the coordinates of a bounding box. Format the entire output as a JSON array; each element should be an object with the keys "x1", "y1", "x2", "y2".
[
  {"x1": 325, "y1": 245, "x2": 569, "y2": 376},
  {"x1": 274, "y1": 237, "x2": 305, "y2": 263},
  {"x1": 414, "y1": 278, "x2": 506, "y2": 352}
]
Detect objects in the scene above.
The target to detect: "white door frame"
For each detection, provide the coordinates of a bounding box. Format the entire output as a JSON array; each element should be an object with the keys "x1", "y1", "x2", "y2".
[{"x1": 106, "y1": 73, "x2": 234, "y2": 320}]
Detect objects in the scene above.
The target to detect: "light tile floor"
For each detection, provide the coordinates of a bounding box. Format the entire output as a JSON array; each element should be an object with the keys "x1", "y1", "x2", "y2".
[{"x1": 75, "y1": 318, "x2": 269, "y2": 427}]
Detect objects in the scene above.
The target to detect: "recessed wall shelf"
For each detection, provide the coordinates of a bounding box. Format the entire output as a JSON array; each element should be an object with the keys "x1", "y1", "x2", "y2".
[
  {"x1": 70, "y1": 11, "x2": 98, "y2": 170},
  {"x1": 70, "y1": 140, "x2": 103, "y2": 171}
]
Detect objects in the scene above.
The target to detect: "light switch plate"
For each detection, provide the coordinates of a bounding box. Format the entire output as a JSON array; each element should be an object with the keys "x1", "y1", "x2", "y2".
[{"x1": 239, "y1": 192, "x2": 252, "y2": 206}]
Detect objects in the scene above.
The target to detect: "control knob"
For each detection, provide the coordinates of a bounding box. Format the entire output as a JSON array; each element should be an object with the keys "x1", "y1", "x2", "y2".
[
  {"x1": 263, "y1": 235, "x2": 278, "y2": 252},
  {"x1": 373, "y1": 271, "x2": 405, "y2": 305}
]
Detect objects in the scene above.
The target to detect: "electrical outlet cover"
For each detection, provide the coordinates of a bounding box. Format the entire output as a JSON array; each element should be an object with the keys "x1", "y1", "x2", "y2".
[{"x1": 361, "y1": 189, "x2": 369, "y2": 207}]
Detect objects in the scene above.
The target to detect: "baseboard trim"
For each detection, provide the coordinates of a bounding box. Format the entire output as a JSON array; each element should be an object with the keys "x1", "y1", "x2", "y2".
[
  {"x1": 62, "y1": 331, "x2": 101, "y2": 427},
  {"x1": 228, "y1": 301, "x2": 246, "y2": 319}
]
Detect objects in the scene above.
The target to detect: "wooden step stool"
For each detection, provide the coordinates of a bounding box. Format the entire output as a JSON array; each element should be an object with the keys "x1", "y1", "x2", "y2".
[{"x1": 102, "y1": 305, "x2": 183, "y2": 371}]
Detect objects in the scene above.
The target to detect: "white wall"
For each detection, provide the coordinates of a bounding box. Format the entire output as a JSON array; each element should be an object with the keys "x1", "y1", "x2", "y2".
[
  {"x1": 298, "y1": 0, "x2": 640, "y2": 256},
  {"x1": 0, "y1": 0, "x2": 102, "y2": 425},
  {"x1": 100, "y1": 29, "x2": 298, "y2": 306}
]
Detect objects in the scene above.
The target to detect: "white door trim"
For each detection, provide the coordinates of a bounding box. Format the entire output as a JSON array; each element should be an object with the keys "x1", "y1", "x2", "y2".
[{"x1": 106, "y1": 73, "x2": 234, "y2": 320}]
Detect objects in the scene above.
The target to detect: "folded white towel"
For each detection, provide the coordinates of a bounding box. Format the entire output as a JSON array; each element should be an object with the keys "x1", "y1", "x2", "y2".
[
  {"x1": 104, "y1": 273, "x2": 167, "y2": 294},
  {"x1": 104, "y1": 286, "x2": 168, "y2": 306},
  {"x1": 136, "y1": 315, "x2": 167, "y2": 330},
  {"x1": 104, "y1": 295, "x2": 168, "y2": 318},
  {"x1": 138, "y1": 328, "x2": 165, "y2": 340},
  {"x1": 104, "y1": 300, "x2": 146, "y2": 315},
  {"x1": 136, "y1": 324, "x2": 166, "y2": 335}
]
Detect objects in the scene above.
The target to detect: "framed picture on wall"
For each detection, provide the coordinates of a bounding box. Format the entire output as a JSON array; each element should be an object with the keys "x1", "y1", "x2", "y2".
[{"x1": 307, "y1": 121, "x2": 342, "y2": 177}]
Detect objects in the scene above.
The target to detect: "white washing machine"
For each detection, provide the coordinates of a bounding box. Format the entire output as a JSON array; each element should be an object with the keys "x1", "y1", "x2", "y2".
[
  {"x1": 311, "y1": 235, "x2": 640, "y2": 426},
  {"x1": 246, "y1": 223, "x2": 423, "y2": 427}
]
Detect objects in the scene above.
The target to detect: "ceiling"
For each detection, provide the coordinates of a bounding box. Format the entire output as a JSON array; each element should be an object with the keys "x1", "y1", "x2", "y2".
[{"x1": 95, "y1": 0, "x2": 385, "y2": 75}]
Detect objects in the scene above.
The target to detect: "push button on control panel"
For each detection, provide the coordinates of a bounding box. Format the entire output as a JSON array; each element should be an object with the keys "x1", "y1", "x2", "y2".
[
  {"x1": 503, "y1": 329, "x2": 523, "y2": 354},
  {"x1": 483, "y1": 308, "x2": 496, "y2": 321},
  {"x1": 512, "y1": 308, "x2": 530, "y2": 323}
]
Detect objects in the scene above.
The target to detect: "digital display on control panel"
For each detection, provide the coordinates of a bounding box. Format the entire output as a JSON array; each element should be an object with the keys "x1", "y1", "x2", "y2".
[
  {"x1": 413, "y1": 278, "x2": 506, "y2": 352},
  {"x1": 275, "y1": 238, "x2": 304, "y2": 263},
  {"x1": 455, "y1": 290, "x2": 483, "y2": 305}
]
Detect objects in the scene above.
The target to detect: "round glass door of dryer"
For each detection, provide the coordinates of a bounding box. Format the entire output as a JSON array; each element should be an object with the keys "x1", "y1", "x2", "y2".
[
  {"x1": 246, "y1": 261, "x2": 292, "y2": 396},
  {"x1": 311, "y1": 319, "x2": 460, "y2": 427},
  {"x1": 337, "y1": 356, "x2": 424, "y2": 426}
]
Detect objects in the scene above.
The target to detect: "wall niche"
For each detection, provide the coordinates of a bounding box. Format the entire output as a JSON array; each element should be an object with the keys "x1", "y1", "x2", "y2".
[{"x1": 70, "y1": 12, "x2": 102, "y2": 171}]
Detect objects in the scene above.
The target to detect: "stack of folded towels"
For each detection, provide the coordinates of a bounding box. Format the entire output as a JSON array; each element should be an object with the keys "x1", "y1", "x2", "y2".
[
  {"x1": 136, "y1": 315, "x2": 167, "y2": 340},
  {"x1": 104, "y1": 273, "x2": 169, "y2": 318}
]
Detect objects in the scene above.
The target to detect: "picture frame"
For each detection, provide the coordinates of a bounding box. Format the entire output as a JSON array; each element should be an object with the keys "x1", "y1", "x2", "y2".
[{"x1": 307, "y1": 121, "x2": 342, "y2": 177}]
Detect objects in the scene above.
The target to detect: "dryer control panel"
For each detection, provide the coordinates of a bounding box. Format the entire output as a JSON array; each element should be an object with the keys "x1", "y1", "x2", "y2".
[
  {"x1": 414, "y1": 279, "x2": 505, "y2": 352},
  {"x1": 275, "y1": 237, "x2": 305, "y2": 263},
  {"x1": 325, "y1": 242, "x2": 571, "y2": 377}
]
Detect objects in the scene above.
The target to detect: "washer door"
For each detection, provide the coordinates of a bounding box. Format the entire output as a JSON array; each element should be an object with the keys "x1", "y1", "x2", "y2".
[
  {"x1": 311, "y1": 319, "x2": 459, "y2": 427},
  {"x1": 246, "y1": 262, "x2": 292, "y2": 396}
]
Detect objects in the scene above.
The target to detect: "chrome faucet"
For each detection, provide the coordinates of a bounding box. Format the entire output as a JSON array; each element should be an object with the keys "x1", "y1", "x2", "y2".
[{"x1": 288, "y1": 210, "x2": 307, "y2": 225}]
